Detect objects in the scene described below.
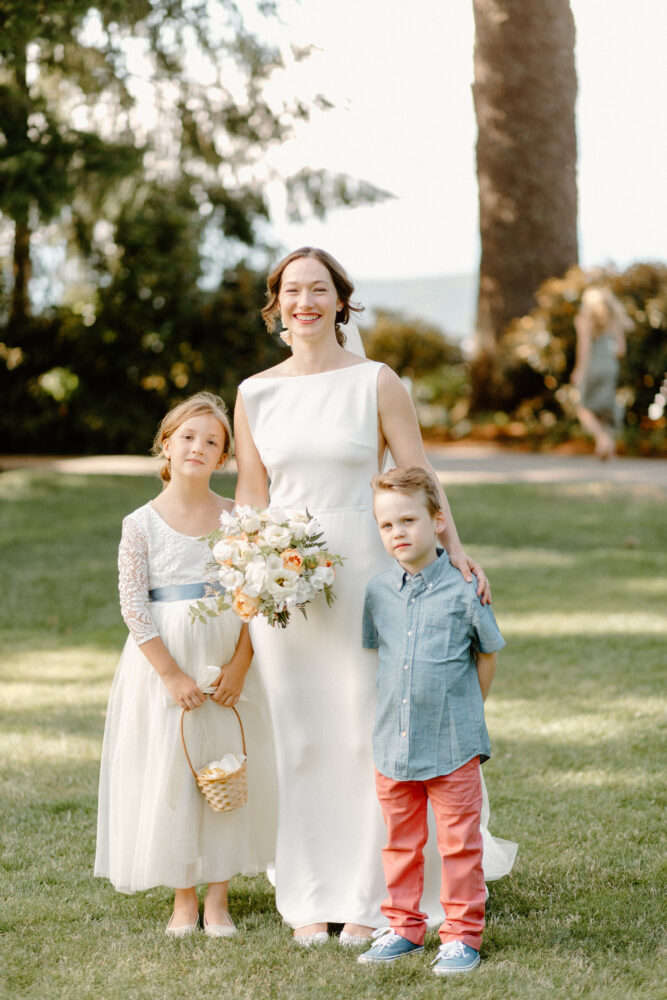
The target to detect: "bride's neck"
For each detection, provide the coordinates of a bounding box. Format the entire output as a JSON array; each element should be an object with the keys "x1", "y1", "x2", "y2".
[{"x1": 287, "y1": 338, "x2": 347, "y2": 376}]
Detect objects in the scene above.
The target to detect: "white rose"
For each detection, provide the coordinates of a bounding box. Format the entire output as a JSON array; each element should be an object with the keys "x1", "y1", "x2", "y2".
[
  {"x1": 242, "y1": 559, "x2": 269, "y2": 597},
  {"x1": 266, "y1": 566, "x2": 299, "y2": 602},
  {"x1": 260, "y1": 524, "x2": 293, "y2": 549},
  {"x1": 288, "y1": 521, "x2": 307, "y2": 541},
  {"x1": 296, "y1": 577, "x2": 317, "y2": 603},
  {"x1": 310, "y1": 564, "x2": 336, "y2": 588},
  {"x1": 234, "y1": 539, "x2": 260, "y2": 567},
  {"x1": 267, "y1": 507, "x2": 287, "y2": 525},
  {"x1": 218, "y1": 566, "x2": 244, "y2": 591},
  {"x1": 305, "y1": 517, "x2": 322, "y2": 537},
  {"x1": 213, "y1": 539, "x2": 237, "y2": 564},
  {"x1": 236, "y1": 506, "x2": 263, "y2": 534},
  {"x1": 219, "y1": 510, "x2": 240, "y2": 533}
]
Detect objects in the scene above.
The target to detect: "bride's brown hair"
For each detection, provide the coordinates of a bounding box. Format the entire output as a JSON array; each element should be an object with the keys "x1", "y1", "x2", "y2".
[{"x1": 261, "y1": 246, "x2": 363, "y2": 346}]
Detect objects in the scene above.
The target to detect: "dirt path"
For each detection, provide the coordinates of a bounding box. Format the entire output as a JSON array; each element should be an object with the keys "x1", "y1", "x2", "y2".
[{"x1": 2, "y1": 447, "x2": 666, "y2": 488}]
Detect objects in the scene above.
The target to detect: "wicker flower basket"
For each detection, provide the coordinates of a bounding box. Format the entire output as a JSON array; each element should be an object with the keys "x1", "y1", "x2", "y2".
[{"x1": 180, "y1": 704, "x2": 248, "y2": 813}]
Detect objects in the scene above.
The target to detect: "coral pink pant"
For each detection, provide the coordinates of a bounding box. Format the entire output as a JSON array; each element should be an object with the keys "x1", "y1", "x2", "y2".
[{"x1": 374, "y1": 756, "x2": 485, "y2": 949}]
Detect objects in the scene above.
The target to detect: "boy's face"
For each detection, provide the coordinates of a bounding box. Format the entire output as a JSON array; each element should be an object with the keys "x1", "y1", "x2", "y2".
[{"x1": 373, "y1": 489, "x2": 445, "y2": 575}]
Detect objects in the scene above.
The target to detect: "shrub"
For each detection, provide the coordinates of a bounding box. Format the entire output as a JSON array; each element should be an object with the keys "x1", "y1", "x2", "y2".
[{"x1": 361, "y1": 310, "x2": 462, "y2": 379}]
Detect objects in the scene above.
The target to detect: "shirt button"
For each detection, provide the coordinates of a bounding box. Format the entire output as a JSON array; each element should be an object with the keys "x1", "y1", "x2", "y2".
[
  {"x1": 403, "y1": 664, "x2": 409, "y2": 671},
  {"x1": 407, "y1": 630, "x2": 413, "y2": 636},
  {"x1": 402, "y1": 697, "x2": 407, "y2": 704},
  {"x1": 410, "y1": 598, "x2": 415, "y2": 604},
  {"x1": 427, "y1": 583, "x2": 432, "y2": 589},
  {"x1": 401, "y1": 730, "x2": 407, "y2": 738}
]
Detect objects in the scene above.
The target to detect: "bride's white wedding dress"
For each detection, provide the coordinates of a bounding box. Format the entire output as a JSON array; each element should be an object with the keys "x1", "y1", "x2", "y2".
[{"x1": 239, "y1": 360, "x2": 516, "y2": 929}]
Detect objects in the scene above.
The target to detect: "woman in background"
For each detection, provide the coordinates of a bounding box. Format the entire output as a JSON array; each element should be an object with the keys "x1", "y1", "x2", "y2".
[{"x1": 572, "y1": 286, "x2": 631, "y2": 459}]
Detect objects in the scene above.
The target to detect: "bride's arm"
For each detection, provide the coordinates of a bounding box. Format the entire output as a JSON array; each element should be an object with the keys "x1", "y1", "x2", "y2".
[
  {"x1": 234, "y1": 390, "x2": 270, "y2": 508},
  {"x1": 377, "y1": 365, "x2": 491, "y2": 603}
]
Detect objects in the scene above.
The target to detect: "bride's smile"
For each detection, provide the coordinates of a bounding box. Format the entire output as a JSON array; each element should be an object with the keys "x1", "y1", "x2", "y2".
[{"x1": 279, "y1": 257, "x2": 342, "y2": 340}]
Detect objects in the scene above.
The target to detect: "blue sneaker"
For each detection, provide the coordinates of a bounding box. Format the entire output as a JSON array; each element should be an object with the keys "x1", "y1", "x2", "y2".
[
  {"x1": 431, "y1": 940, "x2": 480, "y2": 975},
  {"x1": 357, "y1": 927, "x2": 424, "y2": 964}
]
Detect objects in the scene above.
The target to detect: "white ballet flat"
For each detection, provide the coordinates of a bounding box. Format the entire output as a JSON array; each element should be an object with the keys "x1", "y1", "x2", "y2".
[
  {"x1": 339, "y1": 930, "x2": 374, "y2": 947},
  {"x1": 203, "y1": 914, "x2": 237, "y2": 938},
  {"x1": 165, "y1": 913, "x2": 199, "y2": 937},
  {"x1": 292, "y1": 931, "x2": 328, "y2": 947}
]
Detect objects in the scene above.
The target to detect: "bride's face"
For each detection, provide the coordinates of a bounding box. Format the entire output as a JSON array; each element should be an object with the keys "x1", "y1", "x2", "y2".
[{"x1": 278, "y1": 257, "x2": 342, "y2": 343}]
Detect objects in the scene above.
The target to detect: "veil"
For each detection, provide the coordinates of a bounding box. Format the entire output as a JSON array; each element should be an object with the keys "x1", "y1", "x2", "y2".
[
  {"x1": 339, "y1": 317, "x2": 366, "y2": 358},
  {"x1": 339, "y1": 315, "x2": 396, "y2": 471}
]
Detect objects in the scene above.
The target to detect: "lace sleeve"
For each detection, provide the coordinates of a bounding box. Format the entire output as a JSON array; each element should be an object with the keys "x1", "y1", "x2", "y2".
[{"x1": 118, "y1": 516, "x2": 160, "y2": 646}]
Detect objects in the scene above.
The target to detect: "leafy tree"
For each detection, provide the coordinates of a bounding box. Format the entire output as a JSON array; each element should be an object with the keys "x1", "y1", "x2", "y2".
[
  {"x1": 471, "y1": 0, "x2": 578, "y2": 409},
  {"x1": 0, "y1": 1, "x2": 145, "y2": 324},
  {"x1": 0, "y1": 0, "x2": 390, "y2": 453},
  {"x1": 362, "y1": 310, "x2": 461, "y2": 379}
]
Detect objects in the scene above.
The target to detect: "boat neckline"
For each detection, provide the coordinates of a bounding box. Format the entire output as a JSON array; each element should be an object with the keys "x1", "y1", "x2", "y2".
[{"x1": 247, "y1": 359, "x2": 377, "y2": 380}]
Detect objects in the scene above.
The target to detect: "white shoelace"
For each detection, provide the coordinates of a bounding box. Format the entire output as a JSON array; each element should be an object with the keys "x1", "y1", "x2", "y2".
[
  {"x1": 432, "y1": 940, "x2": 469, "y2": 963},
  {"x1": 370, "y1": 927, "x2": 403, "y2": 950}
]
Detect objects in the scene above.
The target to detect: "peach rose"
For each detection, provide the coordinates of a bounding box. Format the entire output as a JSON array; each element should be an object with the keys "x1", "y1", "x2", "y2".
[
  {"x1": 281, "y1": 548, "x2": 304, "y2": 575},
  {"x1": 318, "y1": 554, "x2": 334, "y2": 568},
  {"x1": 232, "y1": 591, "x2": 260, "y2": 622}
]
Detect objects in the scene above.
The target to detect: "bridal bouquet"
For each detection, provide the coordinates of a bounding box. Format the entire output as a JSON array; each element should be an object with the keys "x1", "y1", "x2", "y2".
[{"x1": 190, "y1": 505, "x2": 342, "y2": 629}]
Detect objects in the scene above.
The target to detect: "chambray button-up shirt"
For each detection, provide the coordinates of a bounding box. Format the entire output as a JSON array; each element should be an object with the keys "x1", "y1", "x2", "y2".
[{"x1": 362, "y1": 550, "x2": 505, "y2": 781}]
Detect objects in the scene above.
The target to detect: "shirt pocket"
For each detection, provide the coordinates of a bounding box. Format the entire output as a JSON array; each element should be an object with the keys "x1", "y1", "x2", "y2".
[{"x1": 422, "y1": 612, "x2": 470, "y2": 659}]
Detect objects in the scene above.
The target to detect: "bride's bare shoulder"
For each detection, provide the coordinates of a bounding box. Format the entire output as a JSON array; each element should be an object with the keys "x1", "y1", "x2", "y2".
[{"x1": 246, "y1": 361, "x2": 292, "y2": 380}]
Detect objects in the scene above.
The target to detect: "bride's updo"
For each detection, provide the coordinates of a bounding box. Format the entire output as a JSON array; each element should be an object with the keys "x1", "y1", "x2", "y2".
[{"x1": 262, "y1": 247, "x2": 364, "y2": 346}]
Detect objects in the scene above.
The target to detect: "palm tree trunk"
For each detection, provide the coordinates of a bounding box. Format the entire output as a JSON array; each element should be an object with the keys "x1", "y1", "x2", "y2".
[{"x1": 471, "y1": 0, "x2": 578, "y2": 409}]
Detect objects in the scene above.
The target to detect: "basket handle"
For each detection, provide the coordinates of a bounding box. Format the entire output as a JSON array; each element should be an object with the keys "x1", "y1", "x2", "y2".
[{"x1": 180, "y1": 700, "x2": 247, "y2": 780}]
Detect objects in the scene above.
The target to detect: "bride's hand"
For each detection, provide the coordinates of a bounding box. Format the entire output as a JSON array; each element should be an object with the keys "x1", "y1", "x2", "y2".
[
  {"x1": 211, "y1": 661, "x2": 245, "y2": 707},
  {"x1": 448, "y1": 549, "x2": 492, "y2": 605}
]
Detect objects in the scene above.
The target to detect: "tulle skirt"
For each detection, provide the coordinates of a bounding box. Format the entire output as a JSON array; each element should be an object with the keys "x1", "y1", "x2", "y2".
[{"x1": 95, "y1": 601, "x2": 277, "y2": 893}]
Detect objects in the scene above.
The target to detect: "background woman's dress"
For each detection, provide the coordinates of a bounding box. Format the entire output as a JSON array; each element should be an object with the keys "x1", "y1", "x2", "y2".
[
  {"x1": 580, "y1": 331, "x2": 622, "y2": 428},
  {"x1": 240, "y1": 360, "x2": 516, "y2": 929}
]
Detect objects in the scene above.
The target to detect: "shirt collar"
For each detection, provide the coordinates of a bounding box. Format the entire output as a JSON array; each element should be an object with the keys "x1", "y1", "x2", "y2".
[{"x1": 393, "y1": 548, "x2": 448, "y2": 590}]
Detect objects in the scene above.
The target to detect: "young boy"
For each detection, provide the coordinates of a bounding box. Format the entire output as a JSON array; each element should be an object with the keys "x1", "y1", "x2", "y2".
[{"x1": 359, "y1": 467, "x2": 505, "y2": 976}]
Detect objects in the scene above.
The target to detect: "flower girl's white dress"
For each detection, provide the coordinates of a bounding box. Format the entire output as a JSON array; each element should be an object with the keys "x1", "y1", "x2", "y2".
[
  {"x1": 95, "y1": 503, "x2": 276, "y2": 893},
  {"x1": 239, "y1": 361, "x2": 517, "y2": 929}
]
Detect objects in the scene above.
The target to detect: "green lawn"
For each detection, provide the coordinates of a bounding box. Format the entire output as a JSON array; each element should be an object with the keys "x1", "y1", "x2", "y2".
[{"x1": 0, "y1": 470, "x2": 665, "y2": 1000}]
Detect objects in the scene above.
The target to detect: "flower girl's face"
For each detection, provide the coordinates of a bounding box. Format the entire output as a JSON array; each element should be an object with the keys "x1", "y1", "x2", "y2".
[
  {"x1": 278, "y1": 258, "x2": 342, "y2": 343},
  {"x1": 163, "y1": 414, "x2": 227, "y2": 479}
]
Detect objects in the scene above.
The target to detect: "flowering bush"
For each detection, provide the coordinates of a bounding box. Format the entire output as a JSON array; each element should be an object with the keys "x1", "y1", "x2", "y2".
[{"x1": 190, "y1": 506, "x2": 342, "y2": 629}]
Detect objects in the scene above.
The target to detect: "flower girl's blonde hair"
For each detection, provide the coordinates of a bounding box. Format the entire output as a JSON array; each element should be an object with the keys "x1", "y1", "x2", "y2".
[{"x1": 152, "y1": 392, "x2": 232, "y2": 484}]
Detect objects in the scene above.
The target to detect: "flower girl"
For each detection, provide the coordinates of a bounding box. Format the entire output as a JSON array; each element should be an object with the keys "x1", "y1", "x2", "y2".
[{"x1": 95, "y1": 392, "x2": 276, "y2": 936}]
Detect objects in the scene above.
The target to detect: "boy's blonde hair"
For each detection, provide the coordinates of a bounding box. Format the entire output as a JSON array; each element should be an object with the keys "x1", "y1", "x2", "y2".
[
  {"x1": 152, "y1": 392, "x2": 232, "y2": 484},
  {"x1": 371, "y1": 466, "x2": 442, "y2": 517}
]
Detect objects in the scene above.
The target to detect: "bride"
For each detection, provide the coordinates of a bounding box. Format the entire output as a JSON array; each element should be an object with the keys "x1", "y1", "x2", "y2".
[{"x1": 234, "y1": 247, "x2": 516, "y2": 945}]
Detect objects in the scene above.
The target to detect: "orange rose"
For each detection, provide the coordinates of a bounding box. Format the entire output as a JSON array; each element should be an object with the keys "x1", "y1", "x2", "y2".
[
  {"x1": 281, "y1": 548, "x2": 304, "y2": 575},
  {"x1": 232, "y1": 591, "x2": 260, "y2": 622}
]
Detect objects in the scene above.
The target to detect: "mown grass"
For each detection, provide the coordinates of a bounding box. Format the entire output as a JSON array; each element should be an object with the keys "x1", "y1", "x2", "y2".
[{"x1": 0, "y1": 470, "x2": 665, "y2": 999}]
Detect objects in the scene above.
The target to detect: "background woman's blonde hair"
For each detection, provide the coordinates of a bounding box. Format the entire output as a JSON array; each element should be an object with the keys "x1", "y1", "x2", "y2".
[
  {"x1": 580, "y1": 286, "x2": 629, "y2": 335},
  {"x1": 371, "y1": 466, "x2": 442, "y2": 517},
  {"x1": 152, "y1": 392, "x2": 232, "y2": 484},
  {"x1": 261, "y1": 246, "x2": 364, "y2": 346}
]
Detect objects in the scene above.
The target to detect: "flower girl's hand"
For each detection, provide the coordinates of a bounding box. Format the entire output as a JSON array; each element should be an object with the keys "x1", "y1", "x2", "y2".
[
  {"x1": 211, "y1": 661, "x2": 246, "y2": 707},
  {"x1": 164, "y1": 669, "x2": 206, "y2": 711}
]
